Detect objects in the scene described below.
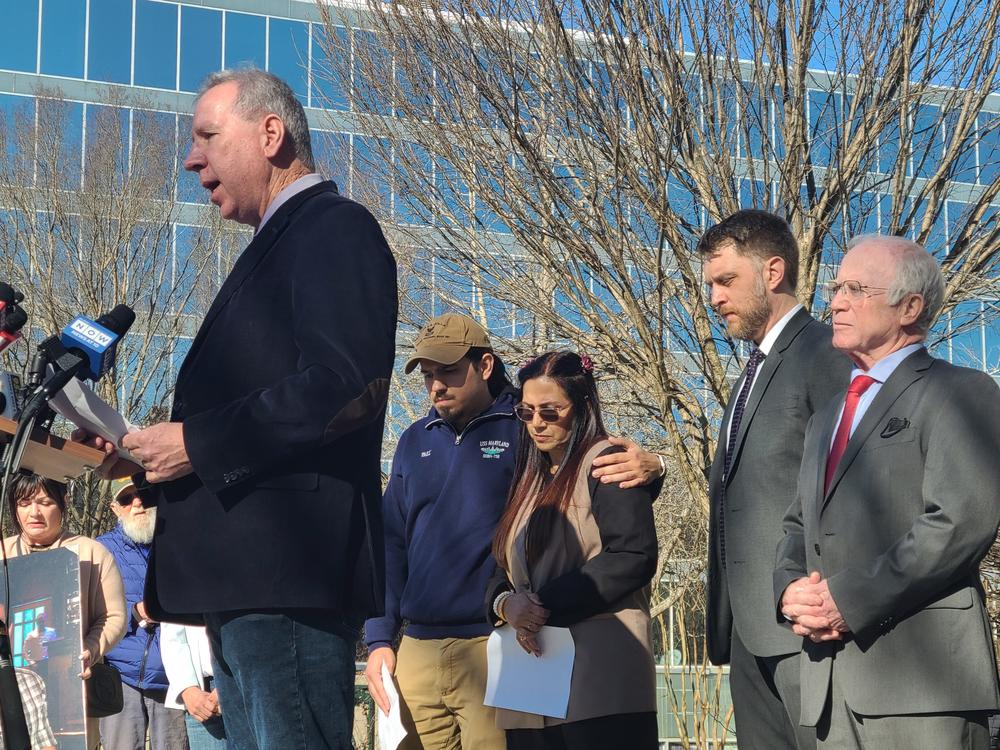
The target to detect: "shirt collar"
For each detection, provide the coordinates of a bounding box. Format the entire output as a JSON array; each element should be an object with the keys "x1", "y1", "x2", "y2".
[
  {"x1": 256, "y1": 173, "x2": 324, "y2": 234},
  {"x1": 850, "y1": 343, "x2": 924, "y2": 384},
  {"x1": 757, "y1": 304, "x2": 803, "y2": 356}
]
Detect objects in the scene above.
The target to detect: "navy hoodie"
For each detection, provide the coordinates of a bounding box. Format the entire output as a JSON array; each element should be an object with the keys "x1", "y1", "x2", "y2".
[{"x1": 365, "y1": 390, "x2": 519, "y2": 648}]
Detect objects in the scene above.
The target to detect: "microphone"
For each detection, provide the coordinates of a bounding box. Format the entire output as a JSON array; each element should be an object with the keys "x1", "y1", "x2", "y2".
[
  {"x1": 58, "y1": 304, "x2": 136, "y2": 381},
  {"x1": 0, "y1": 283, "x2": 27, "y2": 355}
]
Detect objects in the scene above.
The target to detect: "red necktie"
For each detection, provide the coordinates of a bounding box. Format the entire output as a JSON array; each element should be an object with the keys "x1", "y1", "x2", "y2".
[{"x1": 824, "y1": 375, "x2": 877, "y2": 494}]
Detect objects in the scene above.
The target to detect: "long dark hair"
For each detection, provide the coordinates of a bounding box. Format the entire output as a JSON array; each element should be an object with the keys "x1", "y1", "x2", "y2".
[
  {"x1": 492, "y1": 351, "x2": 607, "y2": 567},
  {"x1": 7, "y1": 473, "x2": 68, "y2": 533}
]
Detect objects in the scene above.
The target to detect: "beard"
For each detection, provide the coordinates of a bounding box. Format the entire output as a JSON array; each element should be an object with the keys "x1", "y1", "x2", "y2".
[
  {"x1": 120, "y1": 507, "x2": 157, "y2": 545},
  {"x1": 722, "y1": 275, "x2": 771, "y2": 341}
]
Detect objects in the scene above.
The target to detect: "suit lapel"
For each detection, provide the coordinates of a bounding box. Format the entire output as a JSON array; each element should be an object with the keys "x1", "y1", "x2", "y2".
[
  {"x1": 821, "y1": 348, "x2": 932, "y2": 509},
  {"x1": 726, "y1": 308, "x2": 812, "y2": 483},
  {"x1": 176, "y1": 182, "x2": 337, "y2": 390}
]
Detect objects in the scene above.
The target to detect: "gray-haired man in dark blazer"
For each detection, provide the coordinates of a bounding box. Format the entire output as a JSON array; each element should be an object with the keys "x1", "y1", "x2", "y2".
[
  {"x1": 776, "y1": 235, "x2": 1000, "y2": 748},
  {"x1": 702, "y1": 210, "x2": 851, "y2": 750}
]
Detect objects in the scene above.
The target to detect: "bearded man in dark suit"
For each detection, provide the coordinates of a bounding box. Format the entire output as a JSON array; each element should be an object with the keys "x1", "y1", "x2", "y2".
[{"x1": 702, "y1": 210, "x2": 850, "y2": 750}]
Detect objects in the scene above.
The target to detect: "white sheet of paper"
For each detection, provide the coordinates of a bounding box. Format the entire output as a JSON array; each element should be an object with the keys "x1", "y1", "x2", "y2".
[
  {"x1": 376, "y1": 661, "x2": 408, "y2": 750},
  {"x1": 484, "y1": 625, "x2": 575, "y2": 718},
  {"x1": 48, "y1": 376, "x2": 138, "y2": 459}
]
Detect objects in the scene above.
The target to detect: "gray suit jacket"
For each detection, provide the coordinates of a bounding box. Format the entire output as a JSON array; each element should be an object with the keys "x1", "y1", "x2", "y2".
[
  {"x1": 707, "y1": 308, "x2": 850, "y2": 664},
  {"x1": 774, "y1": 349, "x2": 1000, "y2": 723}
]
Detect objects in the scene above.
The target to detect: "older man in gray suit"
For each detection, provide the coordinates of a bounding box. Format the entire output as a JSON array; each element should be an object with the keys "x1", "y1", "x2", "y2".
[
  {"x1": 702, "y1": 210, "x2": 850, "y2": 750},
  {"x1": 776, "y1": 235, "x2": 1000, "y2": 748}
]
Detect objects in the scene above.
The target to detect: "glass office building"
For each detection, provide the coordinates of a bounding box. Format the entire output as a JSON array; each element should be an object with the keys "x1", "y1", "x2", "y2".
[{"x1": 1, "y1": 0, "x2": 997, "y2": 372}]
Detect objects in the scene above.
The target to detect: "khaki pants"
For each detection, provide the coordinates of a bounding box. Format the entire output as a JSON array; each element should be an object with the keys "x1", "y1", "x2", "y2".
[{"x1": 394, "y1": 635, "x2": 505, "y2": 750}]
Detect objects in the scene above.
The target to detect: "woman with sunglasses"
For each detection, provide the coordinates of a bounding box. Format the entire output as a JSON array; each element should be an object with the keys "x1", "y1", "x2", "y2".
[
  {"x1": 3, "y1": 472, "x2": 127, "y2": 750},
  {"x1": 487, "y1": 351, "x2": 660, "y2": 749}
]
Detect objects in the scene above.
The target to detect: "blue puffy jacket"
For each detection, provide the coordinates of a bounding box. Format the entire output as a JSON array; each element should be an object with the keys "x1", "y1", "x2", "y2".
[{"x1": 96, "y1": 525, "x2": 168, "y2": 691}]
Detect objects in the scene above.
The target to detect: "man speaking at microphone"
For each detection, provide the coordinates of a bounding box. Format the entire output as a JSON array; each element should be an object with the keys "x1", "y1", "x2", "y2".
[{"x1": 78, "y1": 68, "x2": 397, "y2": 750}]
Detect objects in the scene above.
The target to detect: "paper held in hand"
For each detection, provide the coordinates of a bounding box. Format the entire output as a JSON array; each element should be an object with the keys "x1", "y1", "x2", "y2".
[
  {"x1": 484, "y1": 625, "x2": 575, "y2": 719},
  {"x1": 376, "y1": 661, "x2": 408, "y2": 750},
  {"x1": 48, "y1": 376, "x2": 138, "y2": 460}
]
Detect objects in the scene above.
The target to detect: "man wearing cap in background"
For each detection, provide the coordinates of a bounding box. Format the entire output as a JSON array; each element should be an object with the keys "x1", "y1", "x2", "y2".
[
  {"x1": 97, "y1": 480, "x2": 189, "y2": 750},
  {"x1": 364, "y1": 313, "x2": 663, "y2": 750}
]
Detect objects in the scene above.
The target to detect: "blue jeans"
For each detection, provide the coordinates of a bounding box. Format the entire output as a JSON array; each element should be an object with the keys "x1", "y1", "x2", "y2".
[
  {"x1": 185, "y1": 714, "x2": 227, "y2": 749},
  {"x1": 204, "y1": 610, "x2": 358, "y2": 750}
]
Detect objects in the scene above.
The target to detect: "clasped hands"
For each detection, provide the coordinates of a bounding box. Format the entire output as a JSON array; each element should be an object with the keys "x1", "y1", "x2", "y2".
[
  {"x1": 503, "y1": 592, "x2": 550, "y2": 657},
  {"x1": 780, "y1": 571, "x2": 848, "y2": 643}
]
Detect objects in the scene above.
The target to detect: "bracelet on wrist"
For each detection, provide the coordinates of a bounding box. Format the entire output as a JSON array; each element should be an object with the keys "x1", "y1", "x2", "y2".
[
  {"x1": 656, "y1": 453, "x2": 667, "y2": 479},
  {"x1": 493, "y1": 590, "x2": 514, "y2": 621}
]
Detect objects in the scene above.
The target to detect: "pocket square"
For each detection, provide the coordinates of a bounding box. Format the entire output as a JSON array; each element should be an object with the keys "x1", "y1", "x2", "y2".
[{"x1": 881, "y1": 417, "x2": 910, "y2": 438}]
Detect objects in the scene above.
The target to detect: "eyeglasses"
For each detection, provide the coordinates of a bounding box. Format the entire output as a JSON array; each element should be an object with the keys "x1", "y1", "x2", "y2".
[
  {"x1": 115, "y1": 493, "x2": 140, "y2": 506},
  {"x1": 822, "y1": 280, "x2": 889, "y2": 303},
  {"x1": 513, "y1": 403, "x2": 571, "y2": 423}
]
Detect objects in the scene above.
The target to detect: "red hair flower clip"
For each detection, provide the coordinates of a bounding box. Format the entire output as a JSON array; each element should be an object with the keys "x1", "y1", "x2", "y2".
[{"x1": 580, "y1": 354, "x2": 594, "y2": 374}]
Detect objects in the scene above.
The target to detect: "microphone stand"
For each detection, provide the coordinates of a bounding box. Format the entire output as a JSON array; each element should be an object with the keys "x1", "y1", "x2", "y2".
[{"x1": 0, "y1": 338, "x2": 89, "y2": 750}]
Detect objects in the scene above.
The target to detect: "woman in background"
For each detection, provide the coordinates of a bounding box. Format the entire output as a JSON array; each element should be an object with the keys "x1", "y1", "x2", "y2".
[
  {"x1": 3, "y1": 472, "x2": 127, "y2": 750},
  {"x1": 487, "y1": 351, "x2": 660, "y2": 749}
]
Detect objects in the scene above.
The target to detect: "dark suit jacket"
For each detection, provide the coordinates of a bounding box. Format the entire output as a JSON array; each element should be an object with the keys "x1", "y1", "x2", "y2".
[
  {"x1": 707, "y1": 308, "x2": 850, "y2": 665},
  {"x1": 774, "y1": 349, "x2": 1000, "y2": 722},
  {"x1": 144, "y1": 181, "x2": 398, "y2": 624}
]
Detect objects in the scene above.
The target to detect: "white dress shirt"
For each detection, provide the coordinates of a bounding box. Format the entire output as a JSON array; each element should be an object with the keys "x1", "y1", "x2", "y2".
[{"x1": 256, "y1": 173, "x2": 325, "y2": 234}]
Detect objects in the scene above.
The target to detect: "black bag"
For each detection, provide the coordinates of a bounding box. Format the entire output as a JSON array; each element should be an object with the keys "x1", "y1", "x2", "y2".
[{"x1": 86, "y1": 661, "x2": 124, "y2": 718}]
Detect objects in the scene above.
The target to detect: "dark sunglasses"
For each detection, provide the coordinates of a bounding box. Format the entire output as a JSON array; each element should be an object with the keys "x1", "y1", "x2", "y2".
[
  {"x1": 115, "y1": 493, "x2": 141, "y2": 506},
  {"x1": 513, "y1": 404, "x2": 570, "y2": 423}
]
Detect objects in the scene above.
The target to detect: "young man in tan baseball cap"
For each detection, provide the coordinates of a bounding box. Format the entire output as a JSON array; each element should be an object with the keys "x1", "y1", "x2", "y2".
[{"x1": 364, "y1": 313, "x2": 662, "y2": 750}]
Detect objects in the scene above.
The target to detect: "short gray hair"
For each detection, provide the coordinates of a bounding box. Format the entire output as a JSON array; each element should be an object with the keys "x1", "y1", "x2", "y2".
[
  {"x1": 847, "y1": 234, "x2": 944, "y2": 334},
  {"x1": 199, "y1": 68, "x2": 314, "y2": 169}
]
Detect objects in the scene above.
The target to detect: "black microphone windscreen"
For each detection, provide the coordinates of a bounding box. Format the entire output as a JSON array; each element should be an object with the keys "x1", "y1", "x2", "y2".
[
  {"x1": 95, "y1": 304, "x2": 136, "y2": 336},
  {"x1": 2, "y1": 307, "x2": 28, "y2": 333},
  {"x1": 0, "y1": 282, "x2": 17, "y2": 305}
]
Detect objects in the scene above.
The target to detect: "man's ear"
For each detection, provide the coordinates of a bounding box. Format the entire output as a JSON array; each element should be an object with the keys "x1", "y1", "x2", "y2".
[
  {"x1": 762, "y1": 256, "x2": 789, "y2": 293},
  {"x1": 260, "y1": 114, "x2": 287, "y2": 160},
  {"x1": 898, "y1": 292, "x2": 926, "y2": 328},
  {"x1": 478, "y1": 352, "x2": 495, "y2": 381}
]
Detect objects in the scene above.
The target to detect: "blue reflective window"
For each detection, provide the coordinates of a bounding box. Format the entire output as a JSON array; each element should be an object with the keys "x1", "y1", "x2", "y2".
[
  {"x1": 175, "y1": 114, "x2": 208, "y2": 204},
  {"x1": 0, "y1": 95, "x2": 35, "y2": 169},
  {"x1": 808, "y1": 89, "x2": 840, "y2": 168},
  {"x1": 180, "y1": 7, "x2": 222, "y2": 92},
  {"x1": 268, "y1": 19, "x2": 308, "y2": 103},
  {"x1": 948, "y1": 301, "x2": 985, "y2": 368},
  {"x1": 36, "y1": 100, "x2": 84, "y2": 190},
  {"x1": 41, "y1": 0, "x2": 85, "y2": 77},
  {"x1": 133, "y1": 109, "x2": 177, "y2": 199},
  {"x1": 134, "y1": 0, "x2": 178, "y2": 89},
  {"x1": 353, "y1": 30, "x2": 390, "y2": 115},
  {"x1": 911, "y1": 104, "x2": 942, "y2": 178},
  {"x1": 0, "y1": 1, "x2": 38, "y2": 73},
  {"x1": 979, "y1": 112, "x2": 999, "y2": 187},
  {"x1": 352, "y1": 135, "x2": 391, "y2": 214},
  {"x1": 311, "y1": 129, "x2": 349, "y2": 186},
  {"x1": 84, "y1": 104, "x2": 129, "y2": 189},
  {"x1": 88, "y1": 0, "x2": 131, "y2": 84},
  {"x1": 224, "y1": 12, "x2": 265, "y2": 69},
  {"x1": 311, "y1": 24, "x2": 348, "y2": 110},
  {"x1": 945, "y1": 110, "x2": 977, "y2": 184}
]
